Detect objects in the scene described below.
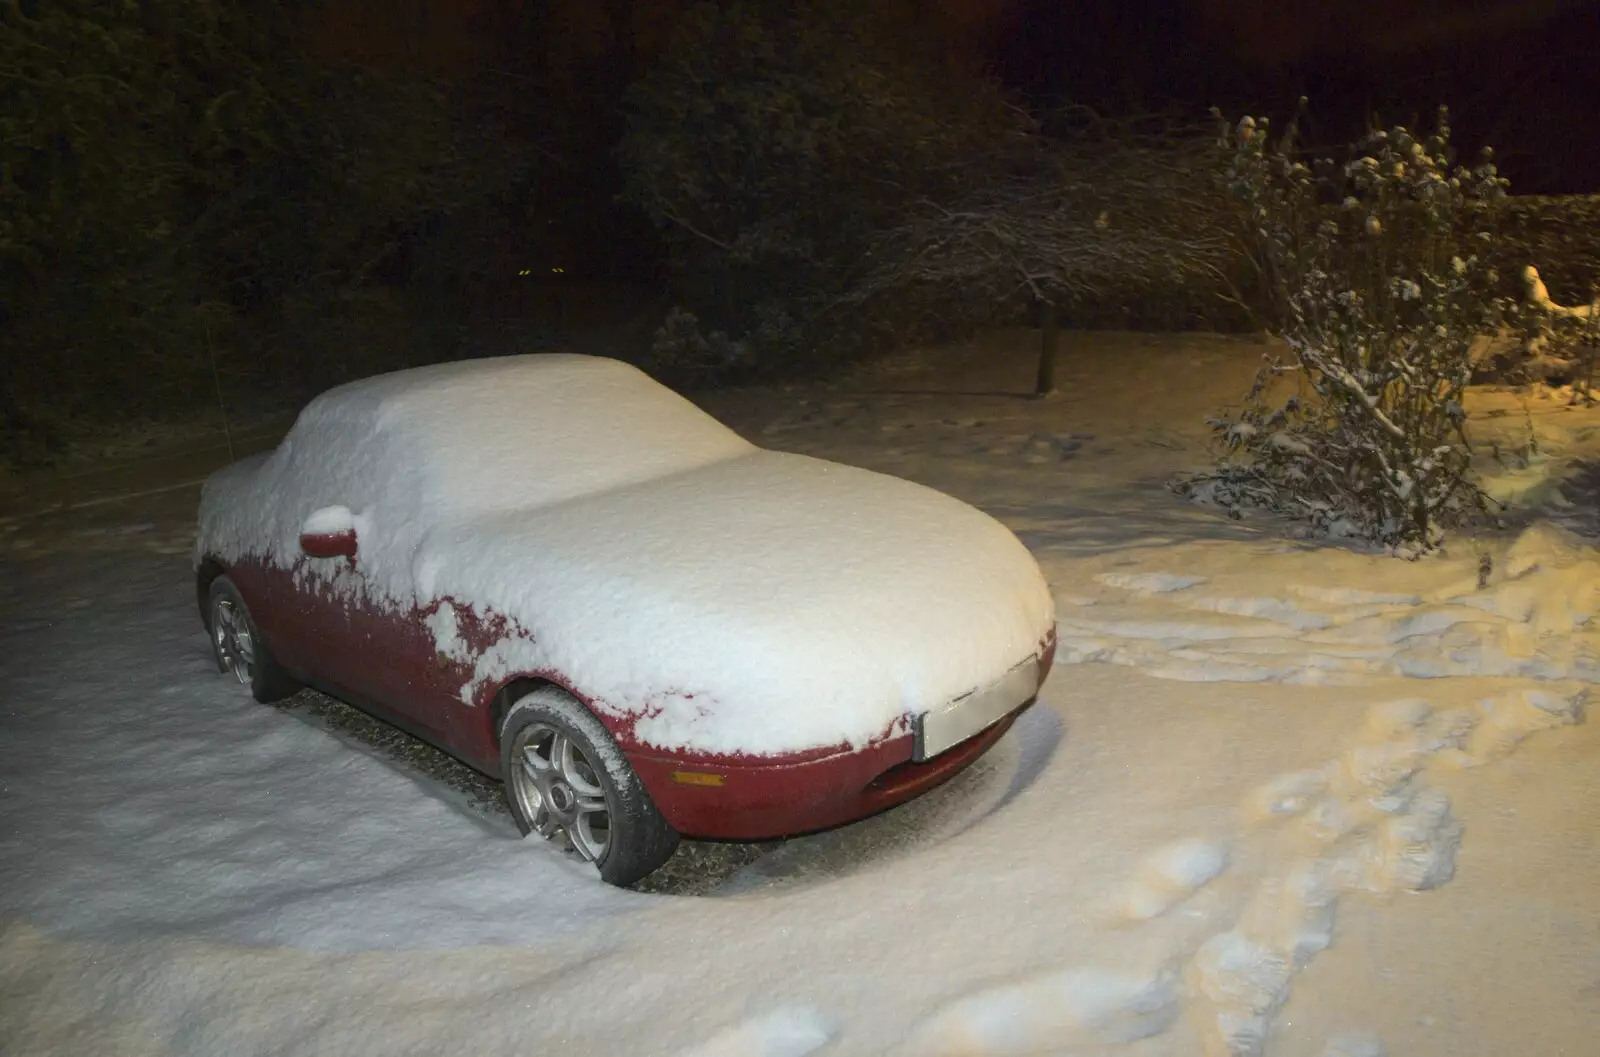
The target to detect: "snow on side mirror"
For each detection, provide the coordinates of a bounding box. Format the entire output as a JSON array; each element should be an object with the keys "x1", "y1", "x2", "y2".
[{"x1": 300, "y1": 505, "x2": 359, "y2": 560}]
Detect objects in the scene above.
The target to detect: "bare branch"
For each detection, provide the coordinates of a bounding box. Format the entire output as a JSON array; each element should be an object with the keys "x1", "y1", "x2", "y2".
[
  {"x1": 849, "y1": 123, "x2": 1233, "y2": 316},
  {"x1": 659, "y1": 209, "x2": 736, "y2": 253}
]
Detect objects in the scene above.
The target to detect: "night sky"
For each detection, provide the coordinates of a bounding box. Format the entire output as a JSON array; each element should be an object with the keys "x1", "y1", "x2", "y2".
[
  {"x1": 309, "y1": 0, "x2": 1600, "y2": 194},
  {"x1": 996, "y1": 0, "x2": 1600, "y2": 193}
]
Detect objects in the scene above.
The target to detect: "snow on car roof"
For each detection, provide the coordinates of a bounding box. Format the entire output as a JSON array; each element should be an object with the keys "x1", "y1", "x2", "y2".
[{"x1": 285, "y1": 355, "x2": 754, "y2": 514}]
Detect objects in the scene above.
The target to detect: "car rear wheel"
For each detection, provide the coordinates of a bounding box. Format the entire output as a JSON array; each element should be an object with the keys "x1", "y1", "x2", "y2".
[
  {"x1": 208, "y1": 576, "x2": 298, "y2": 703},
  {"x1": 500, "y1": 687, "x2": 679, "y2": 887}
]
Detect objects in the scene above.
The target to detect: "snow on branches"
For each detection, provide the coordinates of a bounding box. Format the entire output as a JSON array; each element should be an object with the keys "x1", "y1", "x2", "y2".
[
  {"x1": 849, "y1": 111, "x2": 1233, "y2": 317},
  {"x1": 1179, "y1": 107, "x2": 1510, "y2": 553}
]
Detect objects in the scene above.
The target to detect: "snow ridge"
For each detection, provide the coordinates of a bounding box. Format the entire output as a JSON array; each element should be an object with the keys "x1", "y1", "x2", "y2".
[{"x1": 1057, "y1": 524, "x2": 1600, "y2": 688}]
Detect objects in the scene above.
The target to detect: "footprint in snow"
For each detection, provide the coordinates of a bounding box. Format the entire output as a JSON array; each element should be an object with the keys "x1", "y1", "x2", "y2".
[
  {"x1": 1094, "y1": 571, "x2": 1208, "y2": 594},
  {"x1": 1114, "y1": 838, "x2": 1231, "y2": 922},
  {"x1": 906, "y1": 965, "x2": 1180, "y2": 1055},
  {"x1": 898, "y1": 679, "x2": 1581, "y2": 1057},
  {"x1": 1189, "y1": 931, "x2": 1294, "y2": 1057},
  {"x1": 671, "y1": 1008, "x2": 837, "y2": 1057},
  {"x1": 1340, "y1": 787, "x2": 1461, "y2": 896},
  {"x1": 1241, "y1": 770, "x2": 1328, "y2": 824},
  {"x1": 1189, "y1": 700, "x2": 1451, "y2": 1055},
  {"x1": 1185, "y1": 859, "x2": 1348, "y2": 1057},
  {"x1": 1441, "y1": 686, "x2": 1587, "y2": 768},
  {"x1": 1320, "y1": 1032, "x2": 1388, "y2": 1057}
]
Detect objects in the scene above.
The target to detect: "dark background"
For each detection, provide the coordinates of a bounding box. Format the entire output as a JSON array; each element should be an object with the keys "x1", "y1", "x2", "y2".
[
  {"x1": 301, "y1": 0, "x2": 1599, "y2": 289},
  {"x1": 5, "y1": 0, "x2": 1597, "y2": 457},
  {"x1": 997, "y1": 0, "x2": 1600, "y2": 195},
  {"x1": 312, "y1": 0, "x2": 1600, "y2": 199}
]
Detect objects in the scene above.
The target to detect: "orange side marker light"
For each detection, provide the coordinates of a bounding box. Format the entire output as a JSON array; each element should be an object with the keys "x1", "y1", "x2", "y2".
[{"x1": 669, "y1": 770, "x2": 727, "y2": 788}]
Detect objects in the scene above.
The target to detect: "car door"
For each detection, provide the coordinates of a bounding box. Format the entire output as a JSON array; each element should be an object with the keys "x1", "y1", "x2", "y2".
[
  {"x1": 407, "y1": 596, "x2": 506, "y2": 770},
  {"x1": 270, "y1": 511, "x2": 376, "y2": 701},
  {"x1": 281, "y1": 509, "x2": 453, "y2": 744}
]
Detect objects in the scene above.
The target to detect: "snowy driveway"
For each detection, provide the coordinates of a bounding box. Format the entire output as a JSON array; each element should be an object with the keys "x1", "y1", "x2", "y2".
[{"x1": 4, "y1": 335, "x2": 1599, "y2": 1057}]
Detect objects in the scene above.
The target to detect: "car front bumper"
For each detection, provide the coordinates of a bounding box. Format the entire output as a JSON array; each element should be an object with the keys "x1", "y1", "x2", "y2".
[
  {"x1": 629, "y1": 709, "x2": 1029, "y2": 840},
  {"x1": 628, "y1": 632, "x2": 1056, "y2": 841}
]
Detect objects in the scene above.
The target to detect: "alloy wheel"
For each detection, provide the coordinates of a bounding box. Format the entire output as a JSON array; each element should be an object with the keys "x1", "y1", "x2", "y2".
[
  {"x1": 509, "y1": 722, "x2": 612, "y2": 862},
  {"x1": 213, "y1": 598, "x2": 256, "y2": 684}
]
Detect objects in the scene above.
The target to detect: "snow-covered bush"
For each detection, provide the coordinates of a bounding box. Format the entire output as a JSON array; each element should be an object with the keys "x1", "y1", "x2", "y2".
[
  {"x1": 1495, "y1": 194, "x2": 1600, "y2": 316},
  {"x1": 1182, "y1": 108, "x2": 1509, "y2": 552},
  {"x1": 648, "y1": 308, "x2": 751, "y2": 377},
  {"x1": 1516, "y1": 266, "x2": 1598, "y2": 399}
]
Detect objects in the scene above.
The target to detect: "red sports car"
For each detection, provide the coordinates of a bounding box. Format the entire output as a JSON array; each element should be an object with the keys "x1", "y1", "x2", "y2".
[{"x1": 195, "y1": 355, "x2": 1056, "y2": 885}]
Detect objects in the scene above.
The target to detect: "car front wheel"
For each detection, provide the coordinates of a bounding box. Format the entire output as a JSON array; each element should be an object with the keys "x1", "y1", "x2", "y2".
[
  {"x1": 499, "y1": 687, "x2": 679, "y2": 886},
  {"x1": 208, "y1": 576, "x2": 299, "y2": 703}
]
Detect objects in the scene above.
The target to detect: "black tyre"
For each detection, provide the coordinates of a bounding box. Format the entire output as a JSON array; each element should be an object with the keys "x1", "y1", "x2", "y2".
[
  {"x1": 208, "y1": 576, "x2": 299, "y2": 703},
  {"x1": 500, "y1": 687, "x2": 679, "y2": 887}
]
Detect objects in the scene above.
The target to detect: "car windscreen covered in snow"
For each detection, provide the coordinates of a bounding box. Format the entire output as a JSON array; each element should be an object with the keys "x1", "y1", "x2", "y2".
[{"x1": 278, "y1": 355, "x2": 754, "y2": 516}]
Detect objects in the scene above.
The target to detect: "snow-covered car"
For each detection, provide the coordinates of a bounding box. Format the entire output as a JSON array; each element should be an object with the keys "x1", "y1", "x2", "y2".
[{"x1": 194, "y1": 355, "x2": 1056, "y2": 884}]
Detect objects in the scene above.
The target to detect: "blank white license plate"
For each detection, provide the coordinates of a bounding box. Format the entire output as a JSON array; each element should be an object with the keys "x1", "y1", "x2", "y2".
[{"x1": 913, "y1": 658, "x2": 1040, "y2": 762}]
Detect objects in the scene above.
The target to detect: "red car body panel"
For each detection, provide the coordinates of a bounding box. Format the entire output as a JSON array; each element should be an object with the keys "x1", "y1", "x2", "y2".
[
  {"x1": 627, "y1": 712, "x2": 1026, "y2": 840},
  {"x1": 202, "y1": 557, "x2": 1055, "y2": 842}
]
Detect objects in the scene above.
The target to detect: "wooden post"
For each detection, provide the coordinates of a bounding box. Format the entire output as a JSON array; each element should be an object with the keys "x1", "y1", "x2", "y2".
[{"x1": 1035, "y1": 299, "x2": 1059, "y2": 396}]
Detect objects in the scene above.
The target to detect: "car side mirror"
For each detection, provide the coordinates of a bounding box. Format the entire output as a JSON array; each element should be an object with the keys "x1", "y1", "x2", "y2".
[{"x1": 300, "y1": 505, "x2": 359, "y2": 560}]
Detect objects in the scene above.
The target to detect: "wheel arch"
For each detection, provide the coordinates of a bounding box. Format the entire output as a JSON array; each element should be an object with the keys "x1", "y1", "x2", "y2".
[
  {"x1": 493, "y1": 672, "x2": 681, "y2": 884},
  {"x1": 490, "y1": 676, "x2": 562, "y2": 747},
  {"x1": 488, "y1": 674, "x2": 630, "y2": 748},
  {"x1": 195, "y1": 557, "x2": 228, "y2": 629}
]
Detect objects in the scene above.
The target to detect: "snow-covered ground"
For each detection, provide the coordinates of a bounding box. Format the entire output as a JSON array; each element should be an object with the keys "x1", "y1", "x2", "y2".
[{"x1": 3, "y1": 330, "x2": 1598, "y2": 1057}]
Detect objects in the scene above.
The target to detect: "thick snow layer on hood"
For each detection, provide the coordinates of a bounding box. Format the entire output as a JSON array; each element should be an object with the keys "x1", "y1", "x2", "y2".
[
  {"x1": 428, "y1": 450, "x2": 1054, "y2": 755},
  {"x1": 195, "y1": 355, "x2": 1053, "y2": 756}
]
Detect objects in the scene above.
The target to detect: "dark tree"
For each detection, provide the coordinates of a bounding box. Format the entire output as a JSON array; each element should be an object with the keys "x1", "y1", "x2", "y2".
[
  {"x1": 618, "y1": 0, "x2": 1032, "y2": 378},
  {"x1": 1, "y1": 0, "x2": 532, "y2": 457},
  {"x1": 849, "y1": 112, "x2": 1235, "y2": 394}
]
